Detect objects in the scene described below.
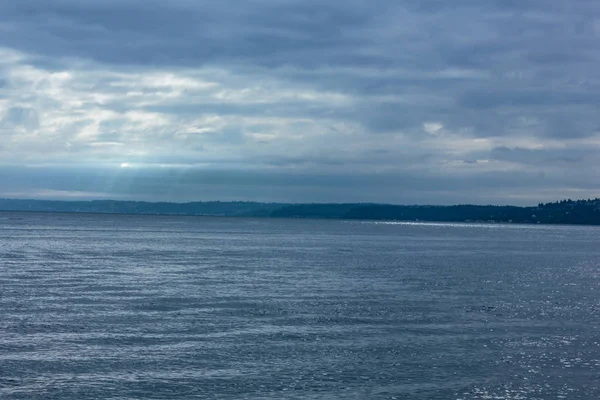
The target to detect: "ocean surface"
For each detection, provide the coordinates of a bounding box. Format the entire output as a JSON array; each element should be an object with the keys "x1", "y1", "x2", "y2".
[{"x1": 1, "y1": 212, "x2": 599, "y2": 399}]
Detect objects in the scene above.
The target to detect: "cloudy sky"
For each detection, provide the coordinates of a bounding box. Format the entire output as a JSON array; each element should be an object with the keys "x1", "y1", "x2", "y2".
[{"x1": 1, "y1": 0, "x2": 599, "y2": 204}]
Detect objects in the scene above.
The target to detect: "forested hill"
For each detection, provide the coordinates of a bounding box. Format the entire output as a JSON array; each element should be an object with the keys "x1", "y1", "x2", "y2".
[
  {"x1": 273, "y1": 199, "x2": 600, "y2": 225},
  {"x1": 1, "y1": 198, "x2": 600, "y2": 225},
  {"x1": 0, "y1": 199, "x2": 284, "y2": 217}
]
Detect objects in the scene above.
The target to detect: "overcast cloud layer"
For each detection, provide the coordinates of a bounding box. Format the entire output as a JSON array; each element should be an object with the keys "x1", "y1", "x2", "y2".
[{"x1": 1, "y1": 0, "x2": 600, "y2": 204}]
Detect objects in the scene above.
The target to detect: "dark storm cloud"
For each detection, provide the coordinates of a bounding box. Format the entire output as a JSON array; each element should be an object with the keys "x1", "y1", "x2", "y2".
[
  {"x1": 489, "y1": 146, "x2": 595, "y2": 165},
  {"x1": 460, "y1": 89, "x2": 600, "y2": 109},
  {"x1": 0, "y1": 0, "x2": 374, "y2": 67},
  {"x1": 1, "y1": 0, "x2": 600, "y2": 203}
]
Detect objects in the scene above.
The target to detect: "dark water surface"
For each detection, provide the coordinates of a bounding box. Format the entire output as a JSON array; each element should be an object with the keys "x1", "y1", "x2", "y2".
[{"x1": 1, "y1": 212, "x2": 599, "y2": 399}]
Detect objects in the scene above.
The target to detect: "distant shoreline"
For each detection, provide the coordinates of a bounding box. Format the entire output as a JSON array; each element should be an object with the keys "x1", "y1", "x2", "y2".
[{"x1": 1, "y1": 197, "x2": 600, "y2": 226}]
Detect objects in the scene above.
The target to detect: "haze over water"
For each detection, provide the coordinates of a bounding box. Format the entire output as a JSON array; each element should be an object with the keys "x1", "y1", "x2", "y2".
[{"x1": 1, "y1": 212, "x2": 599, "y2": 399}]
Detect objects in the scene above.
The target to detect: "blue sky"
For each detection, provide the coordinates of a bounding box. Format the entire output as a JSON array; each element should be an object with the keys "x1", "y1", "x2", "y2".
[{"x1": 1, "y1": 0, "x2": 599, "y2": 204}]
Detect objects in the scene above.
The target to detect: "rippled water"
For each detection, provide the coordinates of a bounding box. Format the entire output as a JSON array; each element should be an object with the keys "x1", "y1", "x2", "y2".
[{"x1": 1, "y1": 212, "x2": 600, "y2": 399}]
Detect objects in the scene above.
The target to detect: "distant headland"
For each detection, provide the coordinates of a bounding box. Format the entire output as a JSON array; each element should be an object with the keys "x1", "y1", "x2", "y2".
[{"x1": 1, "y1": 198, "x2": 600, "y2": 225}]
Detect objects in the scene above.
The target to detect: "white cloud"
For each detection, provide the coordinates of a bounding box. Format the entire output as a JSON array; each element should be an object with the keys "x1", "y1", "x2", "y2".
[{"x1": 423, "y1": 122, "x2": 443, "y2": 135}]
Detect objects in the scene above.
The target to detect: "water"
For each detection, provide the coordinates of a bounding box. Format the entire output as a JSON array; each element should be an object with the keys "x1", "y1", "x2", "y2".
[{"x1": 1, "y1": 212, "x2": 599, "y2": 399}]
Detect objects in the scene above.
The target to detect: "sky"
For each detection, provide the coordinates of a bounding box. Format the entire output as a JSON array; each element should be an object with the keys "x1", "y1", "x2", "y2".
[{"x1": 1, "y1": 0, "x2": 599, "y2": 205}]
